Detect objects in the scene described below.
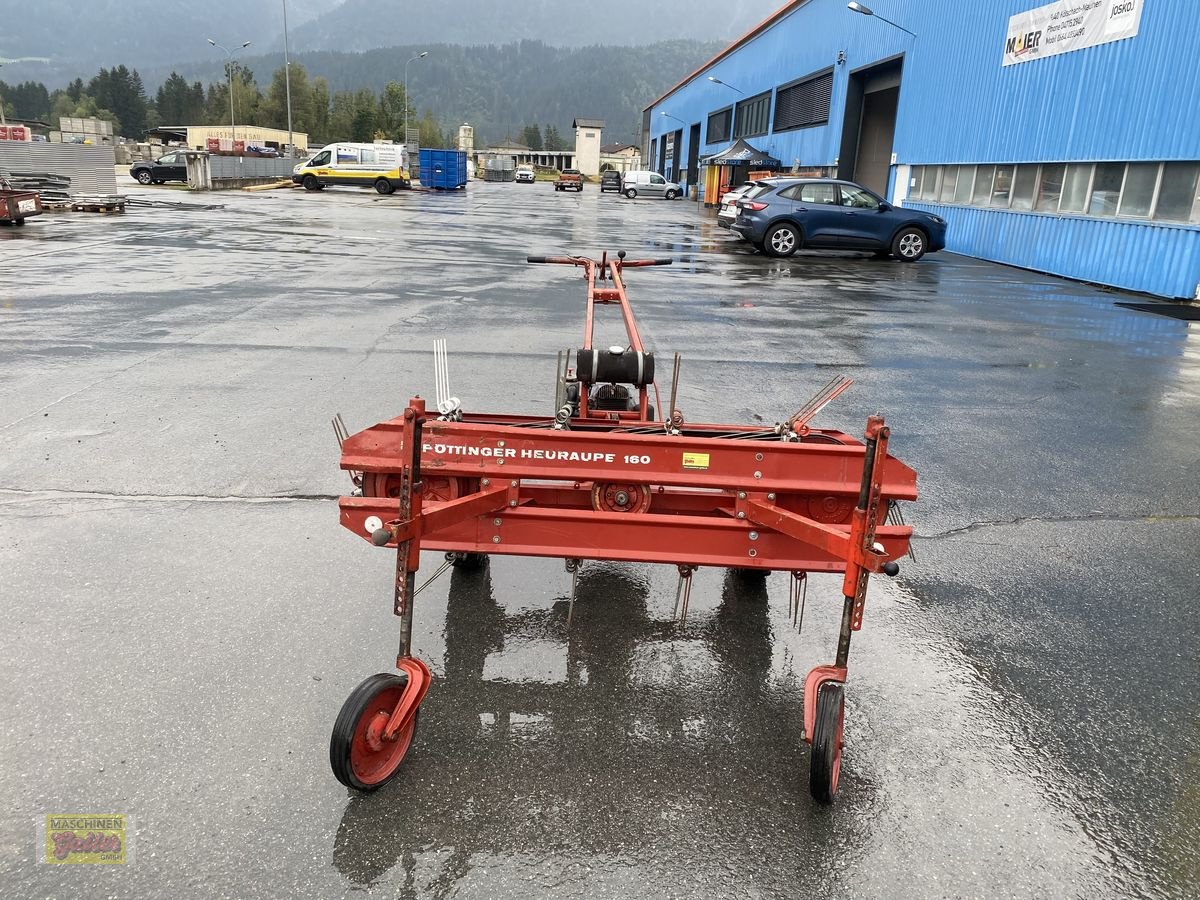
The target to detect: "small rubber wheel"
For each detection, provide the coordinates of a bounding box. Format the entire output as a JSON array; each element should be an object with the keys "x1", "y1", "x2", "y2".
[
  {"x1": 136, "y1": 170, "x2": 153, "y2": 185},
  {"x1": 374, "y1": 178, "x2": 394, "y2": 195},
  {"x1": 729, "y1": 567, "x2": 768, "y2": 581},
  {"x1": 303, "y1": 175, "x2": 322, "y2": 192},
  {"x1": 809, "y1": 681, "x2": 845, "y2": 804},
  {"x1": 625, "y1": 188, "x2": 637, "y2": 199},
  {"x1": 14, "y1": 218, "x2": 26, "y2": 227},
  {"x1": 892, "y1": 227, "x2": 926, "y2": 262},
  {"x1": 764, "y1": 222, "x2": 800, "y2": 257},
  {"x1": 330, "y1": 672, "x2": 419, "y2": 791},
  {"x1": 665, "y1": 189, "x2": 678, "y2": 200}
]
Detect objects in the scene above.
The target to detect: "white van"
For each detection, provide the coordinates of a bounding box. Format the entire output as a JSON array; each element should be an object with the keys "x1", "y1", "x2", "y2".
[
  {"x1": 292, "y1": 142, "x2": 410, "y2": 194},
  {"x1": 621, "y1": 170, "x2": 681, "y2": 200}
]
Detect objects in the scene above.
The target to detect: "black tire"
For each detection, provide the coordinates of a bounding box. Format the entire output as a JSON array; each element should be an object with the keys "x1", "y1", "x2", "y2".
[
  {"x1": 729, "y1": 567, "x2": 768, "y2": 581},
  {"x1": 891, "y1": 227, "x2": 927, "y2": 262},
  {"x1": 665, "y1": 189, "x2": 678, "y2": 200},
  {"x1": 330, "y1": 672, "x2": 419, "y2": 791},
  {"x1": 625, "y1": 188, "x2": 637, "y2": 199},
  {"x1": 135, "y1": 170, "x2": 153, "y2": 185},
  {"x1": 14, "y1": 218, "x2": 26, "y2": 227},
  {"x1": 448, "y1": 552, "x2": 488, "y2": 571},
  {"x1": 809, "y1": 681, "x2": 845, "y2": 804},
  {"x1": 374, "y1": 178, "x2": 394, "y2": 195},
  {"x1": 303, "y1": 175, "x2": 322, "y2": 192},
  {"x1": 764, "y1": 222, "x2": 801, "y2": 258}
]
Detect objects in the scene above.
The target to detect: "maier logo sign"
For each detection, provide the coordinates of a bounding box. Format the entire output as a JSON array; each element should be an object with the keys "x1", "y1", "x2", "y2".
[{"x1": 1003, "y1": 0, "x2": 1143, "y2": 67}]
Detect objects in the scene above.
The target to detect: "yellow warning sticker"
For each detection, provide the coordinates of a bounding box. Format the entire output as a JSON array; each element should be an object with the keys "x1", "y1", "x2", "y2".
[{"x1": 682, "y1": 452, "x2": 710, "y2": 470}]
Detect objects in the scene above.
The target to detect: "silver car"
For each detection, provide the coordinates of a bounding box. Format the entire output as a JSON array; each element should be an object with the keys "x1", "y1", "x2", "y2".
[{"x1": 622, "y1": 170, "x2": 681, "y2": 200}]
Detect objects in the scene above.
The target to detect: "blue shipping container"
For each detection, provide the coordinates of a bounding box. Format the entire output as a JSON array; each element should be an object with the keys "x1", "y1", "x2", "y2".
[{"x1": 419, "y1": 149, "x2": 468, "y2": 190}]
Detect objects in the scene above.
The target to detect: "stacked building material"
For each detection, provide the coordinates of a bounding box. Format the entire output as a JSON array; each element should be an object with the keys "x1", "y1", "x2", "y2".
[{"x1": 1, "y1": 171, "x2": 72, "y2": 203}]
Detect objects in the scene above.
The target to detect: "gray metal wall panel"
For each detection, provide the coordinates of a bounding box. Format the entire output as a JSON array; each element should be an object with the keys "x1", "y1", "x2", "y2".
[
  {"x1": 0, "y1": 142, "x2": 117, "y2": 194},
  {"x1": 209, "y1": 157, "x2": 296, "y2": 178}
]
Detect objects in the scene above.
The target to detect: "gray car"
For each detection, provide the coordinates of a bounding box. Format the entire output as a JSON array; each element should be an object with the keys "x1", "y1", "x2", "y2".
[{"x1": 622, "y1": 170, "x2": 681, "y2": 200}]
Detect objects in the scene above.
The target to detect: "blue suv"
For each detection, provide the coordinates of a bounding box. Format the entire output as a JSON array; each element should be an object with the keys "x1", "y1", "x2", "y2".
[{"x1": 731, "y1": 177, "x2": 947, "y2": 261}]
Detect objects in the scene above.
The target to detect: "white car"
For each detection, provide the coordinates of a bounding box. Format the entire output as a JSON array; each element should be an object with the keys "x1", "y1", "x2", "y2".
[
  {"x1": 717, "y1": 183, "x2": 756, "y2": 228},
  {"x1": 515, "y1": 166, "x2": 536, "y2": 183}
]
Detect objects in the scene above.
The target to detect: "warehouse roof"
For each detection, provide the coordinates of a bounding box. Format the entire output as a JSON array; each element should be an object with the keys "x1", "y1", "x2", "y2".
[{"x1": 572, "y1": 118, "x2": 605, "y2": 129}]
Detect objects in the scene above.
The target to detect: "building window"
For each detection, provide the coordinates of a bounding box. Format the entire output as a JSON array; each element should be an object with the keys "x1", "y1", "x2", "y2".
[
  {"x1": 908, "y1": 160, "x2": 1200, "y2": 224},
  {"x1": 1118, "y1": 163, "x2": 1157, "y2": 218},
  {"x1": 773, "y1": 68, "x2": 833, "y2": 132},
  {"x1": 938, "y1": 165, "x2": 958, "y2": 203},
  {"x1": 733, "y1": 92, "x2": 771, "y2": 138},
  {"x1": 1060, "y1": 164, "x2": 1091, "y2": 212},
  {"x1": 707, "y1": 107, "x2": 732, "y2": 144},
  {"x1": 990, "y1": 165, "x2": 1014, "y2": 207},
  {"x1": 972, "y1": 165, "x2": 995, "y2": 205},
  {"x1": 1155, "y1": 162, "x2": 1200, "y2": 223},
  {"x1": 1088, "y1": 163, "x2": 1125, "y2": 215},
  {"x1": 954, "y1": 165, "x2": 975, "y2": 204},
  {"x1": 1010, "y1": 164, "x2": 1038, "y2": 211},
  {"x1": 1035, "y1": 164, "x2": 1065, "y2": 211}
]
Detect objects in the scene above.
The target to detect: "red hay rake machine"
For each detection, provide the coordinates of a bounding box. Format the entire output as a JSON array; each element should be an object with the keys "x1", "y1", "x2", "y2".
[{"x1": 329, "y1": 251, "x2": 917, "y2": 803}]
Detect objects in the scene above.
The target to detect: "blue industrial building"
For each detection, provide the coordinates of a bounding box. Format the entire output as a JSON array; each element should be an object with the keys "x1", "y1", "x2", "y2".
[{"x1": 643, "y1": 0, "x2": 1200, "y2": 299}]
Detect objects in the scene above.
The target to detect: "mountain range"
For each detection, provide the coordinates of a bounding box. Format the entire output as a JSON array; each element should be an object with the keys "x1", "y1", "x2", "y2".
[{"x1": 0, "y1": 0, "x2": 776, "y2": 83}]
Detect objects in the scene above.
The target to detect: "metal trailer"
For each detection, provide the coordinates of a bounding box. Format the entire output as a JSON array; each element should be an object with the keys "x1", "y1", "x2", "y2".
[
  {"x1": 0, "y1": 185, "x2": 43, "y2": 225},
  {"x1": 329, "y1": 251, "x2": 917, "y2": 804}
]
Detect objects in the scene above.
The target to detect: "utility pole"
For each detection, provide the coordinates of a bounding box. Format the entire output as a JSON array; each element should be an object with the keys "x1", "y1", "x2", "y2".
[{"x1": 282, "y1": 0, "x2": 294, "y2": 156}]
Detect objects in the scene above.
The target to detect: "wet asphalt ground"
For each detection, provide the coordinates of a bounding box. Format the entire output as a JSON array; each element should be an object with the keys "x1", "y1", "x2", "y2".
[{"x1": 1, "y1": 178, "x2": 1197, "y2": 899}]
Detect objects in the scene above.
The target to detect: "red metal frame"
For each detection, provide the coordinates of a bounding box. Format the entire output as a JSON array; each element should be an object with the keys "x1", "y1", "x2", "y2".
[{"x1": 333, "y1": 252, "x2": 919, "y2": 803}]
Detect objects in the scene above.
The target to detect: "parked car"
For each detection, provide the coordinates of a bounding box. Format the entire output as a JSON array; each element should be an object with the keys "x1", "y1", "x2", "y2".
[
  {"x1": 130, "y1": 151, "x2": 188, "y2": 185},
  {"x1": 732, "y1": 177, "x2": 947, "y2": 261},
  {"x1": 515, "y1": 166, "x2": 536, "y2": 183},
  {"x1": 622, "y1": 170, "x2": 681, "y2": 200},
  {"x1": 600, "y1": 170, "x2": 622, "y2": 193},
  {"x1": 716, "y1": 183, "x2": 756, "y2": 228}
]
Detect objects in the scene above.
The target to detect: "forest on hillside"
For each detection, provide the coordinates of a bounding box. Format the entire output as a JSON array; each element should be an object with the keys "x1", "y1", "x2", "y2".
[{"x1": 2, "y1": 40, "x2": 719, "y2": 148}]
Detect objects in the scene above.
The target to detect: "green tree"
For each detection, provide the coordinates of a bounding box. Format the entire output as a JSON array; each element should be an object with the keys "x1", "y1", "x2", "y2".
[
  {"x1": 156, "y1": 72, "x2": 205, "y2": 124},
  {"x1": 348, "y1": 88, "x2": 377, "y2": 141},
  {"x1": 89, "y1": 65, "x2": 148, "y2": 136},
  {"x1": 0, "y1": 81, "x2": 52, "y2": 120},
  {"x1": 417, "y1": 110, "x2": 448, "y2": 149},
  {"x1": 376, "y1": 81, "x2": 411, "y2": 142},
  {"x1": 521, "y1": 123, "x2": 543, "y2": 151},
  {"x1": 261, "y1": 63, "x2": 315, "y2": 140},
  {"x1": 309, "y1": 77, "x2": 331, "y2": 143},
  {"x1": 49, "y1": 91, "x2": 120, "y2": 135},
  {"x1": 544, "y1": 123, "x2": 566, "y2": 151},
  {"x1": 328, "y1": 90, "x2": 356, "y2": 140}
]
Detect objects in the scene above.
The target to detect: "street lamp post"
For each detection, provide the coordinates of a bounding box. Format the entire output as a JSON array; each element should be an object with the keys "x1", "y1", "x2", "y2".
[
  {"x1": 207, "y1": 39, "x2": 252, "y2": 146},
  {"x1": 403, "y1": 51, "x2": 428, "y2": 149},
  {"x1": 707, "y1": 75, "x2": 745, "y2": 95},
  {"x1": 0, "y1": 63, "x2": 7, "y2": 127},
  {"x1": 847, "y1": 2, "x2": 917, "y2": 37},
  {"x1": 281, "y1": 0, "x2": 293, "y2": 156}
]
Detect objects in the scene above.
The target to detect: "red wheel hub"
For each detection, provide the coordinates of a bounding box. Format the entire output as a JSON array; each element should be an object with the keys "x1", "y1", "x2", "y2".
[
  {"x1": 364, "y1": 473, "x2": 472, "y2": 503},
  {"x1": 349, "y1": 682, "x2": 417, "y2": 786},
  {"x1": 591, "y1": 482, "x2": 652, "y2": 513}
]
